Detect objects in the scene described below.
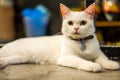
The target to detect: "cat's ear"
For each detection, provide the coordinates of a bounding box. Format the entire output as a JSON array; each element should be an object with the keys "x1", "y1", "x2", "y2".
[
  {"x1": 84, "y1": 3, "x2": 95, "y2": 19},
  {"x1": 60, "y1": 3, "x2": 71, "y2": 19}
]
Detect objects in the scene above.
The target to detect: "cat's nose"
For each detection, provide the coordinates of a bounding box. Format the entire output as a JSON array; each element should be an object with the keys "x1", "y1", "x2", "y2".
[{"x1": 74, "y1": 28, "x2": 79, "y2": 31}]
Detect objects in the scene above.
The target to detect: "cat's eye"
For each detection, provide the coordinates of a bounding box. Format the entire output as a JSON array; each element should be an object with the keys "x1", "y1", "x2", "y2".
[
  {"x1": 68, "y1": 21, "x2": 73, "y2": 25},
  {"x1": 80, "y1": 20, "x2": 87, "y2": 25}
]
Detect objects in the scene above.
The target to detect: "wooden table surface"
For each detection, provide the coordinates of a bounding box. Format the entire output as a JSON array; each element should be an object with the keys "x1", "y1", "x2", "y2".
[{"x1": 0, "y1": 63, "x2": 120, "y2": 80}]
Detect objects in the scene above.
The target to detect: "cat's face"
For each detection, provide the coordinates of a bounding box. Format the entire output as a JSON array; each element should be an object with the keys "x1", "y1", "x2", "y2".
[{"x1": 60, "y1": 3, "x2": 95, "y2": 39}]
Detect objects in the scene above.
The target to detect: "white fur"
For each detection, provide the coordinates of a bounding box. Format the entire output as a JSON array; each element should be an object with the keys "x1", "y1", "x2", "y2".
[{"x1": 0, "y1": 10, "x2": 119, "y2": 72}]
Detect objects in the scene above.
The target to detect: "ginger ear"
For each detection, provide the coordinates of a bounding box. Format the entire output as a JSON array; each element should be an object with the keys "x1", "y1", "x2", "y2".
[
  {"x1": 84, "y1": 3, "x2": 95, "y2": 19},
  {"x1": 60, "y1": 3, "x2": 71, "y2": 19}
]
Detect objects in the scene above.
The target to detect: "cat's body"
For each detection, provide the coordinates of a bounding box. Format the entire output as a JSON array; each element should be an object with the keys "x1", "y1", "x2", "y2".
[
  {"x1": 0, "y1": 36, "x2": 61, "y2": 64},
  {"x1": 0, "y1": 34, "x2": 99, "y2": 63},
  {"x1": 0, "y1": 3, "x2": 119, "y2": 72}
]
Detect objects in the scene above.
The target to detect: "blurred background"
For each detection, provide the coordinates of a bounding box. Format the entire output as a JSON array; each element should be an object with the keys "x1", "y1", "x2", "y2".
[{"x1": 0, "y1": 0, "x2": 120, "y2": 46}]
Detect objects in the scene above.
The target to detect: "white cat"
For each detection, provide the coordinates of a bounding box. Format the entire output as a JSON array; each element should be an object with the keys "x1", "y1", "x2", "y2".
[{"x1": 0, "y1": 3, "x2": 119, "y2": 72}]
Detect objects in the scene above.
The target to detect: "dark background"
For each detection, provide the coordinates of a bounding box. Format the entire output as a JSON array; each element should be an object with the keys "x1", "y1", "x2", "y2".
[
  {"x1": 13, "y1": 0, "x2": 120, "y2": 44},
  {"x1": 13, "y1": 0, "x2": 94, "y2": 38}
]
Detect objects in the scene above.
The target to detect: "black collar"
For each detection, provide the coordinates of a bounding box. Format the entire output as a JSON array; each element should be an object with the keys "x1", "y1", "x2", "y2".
[{"x1": 69, "y1": 35, "x2": 94, "y2": 41}]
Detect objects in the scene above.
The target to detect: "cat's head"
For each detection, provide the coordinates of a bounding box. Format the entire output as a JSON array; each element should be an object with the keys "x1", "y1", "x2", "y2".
[{"x1": 60, "y1": 3, "x2": 95, "y2": 39}]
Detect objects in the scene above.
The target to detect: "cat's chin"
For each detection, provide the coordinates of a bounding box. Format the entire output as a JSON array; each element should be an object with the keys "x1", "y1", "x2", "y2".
[
  {"x1": 74, "y1": 33, "x2": 80, "y2": 35},
  {"x1": 70, "y1": 34, "x2": 81, "y2": 39}
]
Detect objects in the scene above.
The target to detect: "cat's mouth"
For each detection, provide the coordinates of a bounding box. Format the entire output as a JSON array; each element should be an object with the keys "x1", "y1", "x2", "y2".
[
  {"x1": 74, "y1": 33, "x2": 80, "y2": 35},
  {"x1": 73, "y1": 32, "x2": 80, "y2": 35}
]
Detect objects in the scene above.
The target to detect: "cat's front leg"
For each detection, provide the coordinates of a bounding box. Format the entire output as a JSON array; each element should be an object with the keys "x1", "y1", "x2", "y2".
[
  {"x1": 57, "y1": 55, "x2": 102, "y2": 72},
  {"x1": 95, "y1": 50, "x2": 120, "y2": 70}
]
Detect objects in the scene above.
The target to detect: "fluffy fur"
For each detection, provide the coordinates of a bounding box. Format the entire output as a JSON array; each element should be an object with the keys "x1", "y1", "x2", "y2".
[{"x1": 0, "y1": 3, "x2": 119, "y2": 72}]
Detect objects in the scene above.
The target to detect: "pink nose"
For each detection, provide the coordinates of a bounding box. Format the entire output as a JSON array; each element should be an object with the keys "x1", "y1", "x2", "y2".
[{"x1": 74, "y1": 28, "x2": 79, "y2": 31}]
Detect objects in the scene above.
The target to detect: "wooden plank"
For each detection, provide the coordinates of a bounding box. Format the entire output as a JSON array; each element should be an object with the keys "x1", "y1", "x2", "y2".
[{"x1": 96, "y1": 21, "x2": 120, "y2": 27}]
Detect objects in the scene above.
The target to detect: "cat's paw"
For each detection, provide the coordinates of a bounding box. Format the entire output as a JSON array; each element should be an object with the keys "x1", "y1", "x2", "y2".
[
  {"x1": 79, "y1": 62, "x2": 102, "y2": 72},
  {"x1": 102, "y1": 60, "x2": 120, "y2": 70},
  {"x1": 0, "y1": 60, "x2": 5, "y2": 69}
]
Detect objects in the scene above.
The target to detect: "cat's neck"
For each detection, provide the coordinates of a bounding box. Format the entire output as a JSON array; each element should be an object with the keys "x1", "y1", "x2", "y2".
[
  {"x1": 69, "y1": 35, "x2": 94, "y2": 41},
  {"x1": 62, "y1": 34, "x2": 95, "y2": 42}
]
